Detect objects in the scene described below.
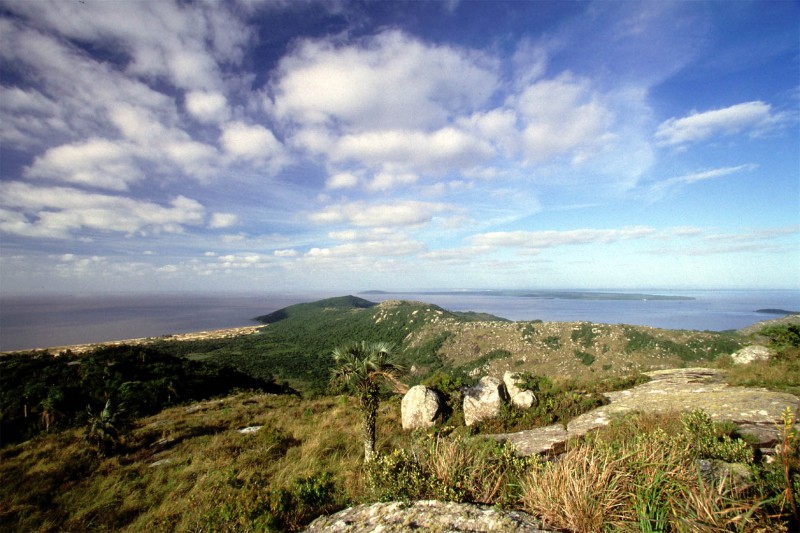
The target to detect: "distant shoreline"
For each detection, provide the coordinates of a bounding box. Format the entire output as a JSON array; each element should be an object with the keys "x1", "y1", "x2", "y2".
[
  {"x1": 361, "y1": 289, "x2": 695, "y2": 301},
  {"x1": 0, "y1": 325, "x2": 264, "y2": 356}
]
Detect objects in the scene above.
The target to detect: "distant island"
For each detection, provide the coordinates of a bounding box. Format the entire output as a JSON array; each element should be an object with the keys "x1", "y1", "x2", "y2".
[
  {"x1": 755, "y1": 308, "x2": 799, "y2": 315},
  {"x1": 361, "y1": 289, "x2": 695, "y2": 301}
]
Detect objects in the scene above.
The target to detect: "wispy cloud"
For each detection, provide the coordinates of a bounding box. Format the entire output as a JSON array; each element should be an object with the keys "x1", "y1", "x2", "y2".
[
  {"x1": 469, "y1": 226, "x2": 656, "y2": 250},
  {"x1": 655, "y1": 101, "x2": 786, "y2": 146},
  {"x1": 647, "y1": 164, "x2": 758, "y2": 199}
]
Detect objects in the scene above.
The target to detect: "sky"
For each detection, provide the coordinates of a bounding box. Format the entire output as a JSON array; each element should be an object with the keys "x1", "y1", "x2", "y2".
[{"x1": 0, "y1": 0, "x2": 798, "y2": 295}]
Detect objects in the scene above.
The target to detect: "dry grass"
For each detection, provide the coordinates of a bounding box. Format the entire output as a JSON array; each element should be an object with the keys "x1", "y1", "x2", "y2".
[
  {"x1": 520, "y1": 445, "x2": 631, "y2": 532},
  {"x1": 0, "y1": 391, "x2": 412, "y2": 532}
]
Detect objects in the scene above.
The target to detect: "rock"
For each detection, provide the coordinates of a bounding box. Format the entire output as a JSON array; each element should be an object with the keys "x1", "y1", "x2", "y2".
[
  {"x1": 486, "y1": 367, "x2": 800, "y2": 457},
  {"x1": 401, "y1": 385, "x2": 442, "y2": 430},
  {"x1": 504, "y1": 371, "x2": 536, "y2": 409},
  {"x1": 238, "y1": 425, "x2": 263, "y2": 434},
  {"x1": 491, "y1": 424, "x2": 569, "y2": 456},
  {"x1": 304, "y1": 500, "x2": 555, "y2": 532},
  {"x1": 697, "y1": 460, "x2": 754, "y2": 490},
  {"x1": 463, "y1": 376, "x2": 506, "y2": 426},
  {"x1": 731, "y1": 345, "x2": 772, "y2": 365}
]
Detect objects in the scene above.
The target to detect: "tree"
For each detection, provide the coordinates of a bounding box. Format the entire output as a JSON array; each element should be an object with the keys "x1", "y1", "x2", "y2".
[
  {"x1": 85, "y1": 399, "x2": 124, "y2": 456},
  {"x1": 331, "y1": 341, "x2": 405, "y2": 463}
]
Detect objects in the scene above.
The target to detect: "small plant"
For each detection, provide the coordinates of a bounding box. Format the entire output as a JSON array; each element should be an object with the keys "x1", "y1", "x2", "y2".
[
  {"x1": 542, "y1": 336, "x2": 561, "y2": 349},
  {"x1": 678, "y1": 409, "x2": 753, "y2": 464},
  {"x1": 571, "y1": 323, "x2": 598, "y2": 348},
  {"x1": 85, "y1": 399, "x2": 125, "y2": 456},
  {"x1": 574, "y1": 350, "x2": 595, "y2": 366},
  {"x1": 775, "y1": 406, "x2": 799, "y2": 521}
]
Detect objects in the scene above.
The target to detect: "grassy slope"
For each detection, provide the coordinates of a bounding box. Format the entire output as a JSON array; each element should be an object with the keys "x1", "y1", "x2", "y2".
[{"x1": 151, "y1": 295, "x2": 744, "y2": 393}]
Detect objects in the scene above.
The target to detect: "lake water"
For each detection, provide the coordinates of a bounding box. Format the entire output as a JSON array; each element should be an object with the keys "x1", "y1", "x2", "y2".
[{"x1": 1, "y1": 289, "x2": 798, "y2": 352}]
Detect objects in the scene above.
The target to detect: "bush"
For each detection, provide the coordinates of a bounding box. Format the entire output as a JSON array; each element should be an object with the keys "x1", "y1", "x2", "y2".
[{"x1": 367, "y1": 434, "x2": 535, "y2": 505}]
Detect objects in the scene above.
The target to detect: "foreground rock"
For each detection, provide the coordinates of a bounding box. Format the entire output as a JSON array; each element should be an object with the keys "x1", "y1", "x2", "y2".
[
  {"x1": 463, "y1": 376, "x2": 506, "y2": 426},
  {"x1": 304, "y1": 500, "x2": 555, "y2": 532},
  {"x1": 504, "y1": 371, "x2": 536, "y2": 409},
  {"x1": 401, "y1": 385, "x2": 442, "y2": 430},
  {"x1": 492, "y1": 367, "x2": 800, "y2": 456}
]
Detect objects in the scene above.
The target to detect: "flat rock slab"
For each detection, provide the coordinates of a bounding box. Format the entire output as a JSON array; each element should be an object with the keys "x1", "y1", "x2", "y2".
[
  {"x1": 304, "y1": 500, "x2": 555, "y2": 532},
  {"x1": 490, "y1": 424, "x2": 569, "y2": 456},
  {"x1": 493, "y1": 367, "x2": 800, "y2": 457}
]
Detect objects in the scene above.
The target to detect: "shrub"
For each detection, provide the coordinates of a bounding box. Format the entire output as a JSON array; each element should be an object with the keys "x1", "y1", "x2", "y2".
[
  {"x1": 570, "y1": 323, "x2": 598, "y2": 348},
  {"x1": 367, "y1": 434, "x2": 535, "y2": 505},
  {"x1": 574, "y1": 350, "x2": 595, "y2": 366}
]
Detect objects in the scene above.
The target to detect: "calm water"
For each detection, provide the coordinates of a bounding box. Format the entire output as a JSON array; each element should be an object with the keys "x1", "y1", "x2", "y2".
[{"x1": 1, "y1": 290, "x2": 798, "y2": 352}]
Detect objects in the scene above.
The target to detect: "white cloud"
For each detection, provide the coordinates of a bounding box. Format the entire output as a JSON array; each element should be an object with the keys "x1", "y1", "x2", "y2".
[
  {"x1": 0, "y1": 182, "x2": 205, "y2": 238},
  {"x1": 220, "y1": 121, "x2": 284, "y2": 162},
  {"x1": 209, "y1": 213, "x2": 240, "y2": 229},
  {"x1": 514, "y1": 74, "x2": 613, "y2": 163},
  {"x1": 366, "y1": 171, "x2": 418, "y2": 192},
  {"x1": 469, "y1": 226, "x2": 656, "y2": 249},
  {"x1": 185, "y1": 91, "x2": 230, "y2": 123},
  {"x1": 26, "y1": 138, "x2": 142, "y2": 191},
  {"x1": 309, "y1": 200, "x2": 454, "y2": 227},
  {"x1": 333, "y1": 127, "x2": 494, "y2": 173},
  {"x1": 326, "y1": 172, "x2": 360, "y2": 190},
  {"x1": 655, "y1": 101, "x2": 783, "y2": 146},
  {"x1": 3, "y1": 0, "x2": 250, "y2": 91},
  {"x1": 649, "y1": 164, "x2": 758, "y2": 198},
  {"x1": 272, "y1": 29, "x2": 497, "y2": 131}
]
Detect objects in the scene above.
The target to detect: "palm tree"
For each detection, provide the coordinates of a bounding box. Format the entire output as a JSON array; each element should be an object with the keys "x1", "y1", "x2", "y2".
[{"x1": 331, "y1": 341, "x2": 405, "y2": 463}]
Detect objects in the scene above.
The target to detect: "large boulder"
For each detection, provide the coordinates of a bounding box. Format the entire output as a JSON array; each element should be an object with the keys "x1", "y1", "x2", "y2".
[
  {"x1": 731, "y1": 345, "x2": 772, "y2": 365},
  {"x1": 401, "y1": 385, "x2": 442, "y2": 430},
  {"x1": 503, "y1": 371, "x2": 536, "y2": 409},
  {"x1": 463, "y1": 376, "x2": 506, "y2": 426},
  {"x1": 304, "y1": 500, "x2": 554, "y2": 532}
]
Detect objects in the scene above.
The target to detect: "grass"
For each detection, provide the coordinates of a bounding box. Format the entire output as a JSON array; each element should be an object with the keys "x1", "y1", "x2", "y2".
[{"x1": 1, "y1": 388, "x2": 798, "y2": 532}]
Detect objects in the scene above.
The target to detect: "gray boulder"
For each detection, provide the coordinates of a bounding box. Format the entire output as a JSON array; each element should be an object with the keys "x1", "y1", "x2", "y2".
[
  {"x1": 304, "y1": 500, "x2": 554, "y2": 532},
  {"x1": 463, "y1": 376, "x2": 506, "y2": 426},
  {"x1": 401, "y1": 385, "x2": 442, "y2": 430},
  {"x1": 503, "y1": 371, "x2": 536, "y2": 409},
  {"x1": 731, "y1": 345, "x2": 772, "y2": 365}
]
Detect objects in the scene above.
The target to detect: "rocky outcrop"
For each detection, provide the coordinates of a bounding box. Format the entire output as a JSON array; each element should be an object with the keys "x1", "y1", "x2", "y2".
[
  {"x1": 504, "y1": 371, "x2": 536, "y2": 409},
  {"x1": 491, "y1": 367, "x2": 800, "y2": 457},
  {"x1": 401, "y1": 385, "x2": 442, "y2": 430},
  {"x1": 304, "y1": 500, "x2": 555, "y2": 532},
  {"x1": 463, "y1": 376, "x2": 506, "y2": 426},
  {"x1": 731, "y1": 345, "x2": 772, "y2": 365}
]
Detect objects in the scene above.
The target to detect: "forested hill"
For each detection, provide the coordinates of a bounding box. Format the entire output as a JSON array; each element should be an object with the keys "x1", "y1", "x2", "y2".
[{"x1": 254, "y1": 295, "x2": 377, "y2": 324}]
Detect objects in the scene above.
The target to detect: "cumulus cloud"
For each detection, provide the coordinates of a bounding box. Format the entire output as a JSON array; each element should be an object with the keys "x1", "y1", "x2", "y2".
[
  {"x1": 209, "y1": 213, "x2": 239, "y2": 229},
  {"x1": 0, "y1": 182, "x2": 205, "y2": 238},
  {"x1": 26, "y1": 138, "x2": 142, "y2": 191},
  {"x1": 366, "y1": 171, "x2": 418, "y2": 192},
  {"x1": 2, "y1": 0, "x2": 250, "y2": 91},
  {"x1": 309, "y1": 200, "x2": 453, "y2": 227},
  {"x1": 333, "y1": 127, "x2": 494, "y2": 174},
  {"x1": 655, "y1": 101, "x2": 784, "y2": 146},
  {"x1": 220, "y1": 121, "x2": 284, "y2": 162},
  {"x1": 514, "y1": 74, "x2": 614, "y2": 163},
  {"x1": 326, "y1": 172, "x2": 359, "y2": 190},
  {"x1": 185, "y1": 91, "x2": 230, "y2": 123},
  {"x1": 271, "y1": 29, "x2": 498, "y2": 131}
]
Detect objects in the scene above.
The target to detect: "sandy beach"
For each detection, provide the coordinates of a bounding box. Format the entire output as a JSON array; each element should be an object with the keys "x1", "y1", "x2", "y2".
[{"x1": 1, "y1": 325, "x2": 264, "y2": 356}]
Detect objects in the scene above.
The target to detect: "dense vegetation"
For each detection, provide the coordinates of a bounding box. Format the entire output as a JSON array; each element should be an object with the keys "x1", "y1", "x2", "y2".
[
  {"x1": 1, "y1": 298, "x2": 798, "y2": 531},
  {"x1": 0, "y1": 345, "x2": 286, "y2": 446}
]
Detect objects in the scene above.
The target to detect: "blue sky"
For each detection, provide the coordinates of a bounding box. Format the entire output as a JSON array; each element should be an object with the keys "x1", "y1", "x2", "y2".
[{"x1": 0, "y1": 0, "x2": 798, "y2": 294}]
